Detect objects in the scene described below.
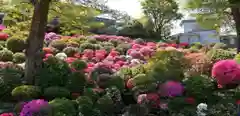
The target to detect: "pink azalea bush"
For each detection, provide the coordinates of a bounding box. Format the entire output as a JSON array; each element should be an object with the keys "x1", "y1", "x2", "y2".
[{"x1": 212, "y1": 59, "x2": 240, "y2": 86}]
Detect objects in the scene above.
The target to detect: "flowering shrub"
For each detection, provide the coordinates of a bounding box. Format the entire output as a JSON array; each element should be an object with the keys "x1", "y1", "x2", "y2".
[
  {"x1": 211, "y1": 59, "x2": 240, "y2": 86},
  {"x1": 184, "y1": 53, "x2": 212, "y2": 77},
  {"x1": 158, "y1": 81, "x2": 184, "y2": 97},
  {"x1": 20, "y1": 99, "x2": 51, "y2": 116},
  {"x1": 44, "y1": 32, "x2": 60, "y2": 44},
  {"x1": 207, "y1": 49, "x2": 235, "y2": 63},
  {"x1": 0, "y1": 113, "x2": 14, "y2": 116}
]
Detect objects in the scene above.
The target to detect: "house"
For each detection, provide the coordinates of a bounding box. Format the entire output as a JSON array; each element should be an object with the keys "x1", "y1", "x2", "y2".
[{"x1": 172, "y1": 18, "x2": 221, "y2": 45}]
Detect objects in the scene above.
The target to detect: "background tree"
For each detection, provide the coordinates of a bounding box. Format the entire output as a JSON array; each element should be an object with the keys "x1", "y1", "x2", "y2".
[
  {"x1": 186, "y1": 0, "x2": 240, "y2": 52},
  {"x1": 140, "y1": 0, "x2": 182, "y2": 40}
]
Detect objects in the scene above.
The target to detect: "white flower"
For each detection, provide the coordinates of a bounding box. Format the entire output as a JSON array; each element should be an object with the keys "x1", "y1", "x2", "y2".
[
  {"x1": 55, "y1": 53, "x2": 67, "y2": 60},
  {"x1": 197, "y1": 103, "x2": 208, "y2": 116},
  {"x1": 17, "y1": 62, "x2": 25, "y2": 69},
  {"x1": 197, "y1": 103, "x2": 208, "y2": 111}
]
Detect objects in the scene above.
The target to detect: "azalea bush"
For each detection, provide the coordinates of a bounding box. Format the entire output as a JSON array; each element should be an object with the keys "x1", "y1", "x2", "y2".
[{"x1": 1, "y1": 33, "x2": 240, "y2": 115}]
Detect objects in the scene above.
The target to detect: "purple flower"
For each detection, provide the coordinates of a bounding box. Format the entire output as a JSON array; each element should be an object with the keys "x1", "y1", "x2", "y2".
[
  {"x1": 159, "y1": 81, "x2": 184, "y2": 97},
  {"x1": 20, "y1": 99, "x2": 50, "y2": 116}
]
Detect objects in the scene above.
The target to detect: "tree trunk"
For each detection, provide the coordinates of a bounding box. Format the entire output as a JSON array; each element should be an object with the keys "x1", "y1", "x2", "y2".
[
  {"x1": 25, "y1": 0, "x2": 51, "y2": 85},
  {"x1": 229, "y1": 0, "x2": 240, "y2": 52},
  {"x1": 231, "y1": 7, "x2": 240, "y2": 52}
]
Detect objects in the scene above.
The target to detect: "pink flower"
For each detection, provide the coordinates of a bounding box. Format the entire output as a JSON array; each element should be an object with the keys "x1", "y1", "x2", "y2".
[
  {"x1": 109, "y1": 50, "x2": 119, "y2": 57},
  {"x1": 146, "y1": 42, "x2": 156, "y2": 47},
  {"x1": 0, "y1": 24, "x2": 6, "y2": 31},
  {"x1": 212, "y1": 60, "x2": 240, "y2": 86},
  {"x1": 45, "y1": 53, "x2": 53, "y2": 58},
  {"x1": 65, "y1": 57, "x2": 77, "y2": 63},
  {"x1": 115, "y1": 60, "x2": 125, "y2": 66},
  {"x1": 132, "y1": 44, "x2": 142, "y2": 49},
  {"x1": 0, "y1": 113, "x2": 14, "y2": 116},
  {"x1": 137, "y1": 94, "x2": 147, "y2": 104}
]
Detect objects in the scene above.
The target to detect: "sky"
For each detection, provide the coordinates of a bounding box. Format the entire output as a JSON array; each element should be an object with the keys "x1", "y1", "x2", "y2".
[{"x1": 106, "y1": 0, "x2": 188, "y2": 35}]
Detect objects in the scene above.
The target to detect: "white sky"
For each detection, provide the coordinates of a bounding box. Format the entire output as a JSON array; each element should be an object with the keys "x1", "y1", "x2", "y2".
[{"x1": 106, "y1": 0, "x2": 188, "y2": 35}]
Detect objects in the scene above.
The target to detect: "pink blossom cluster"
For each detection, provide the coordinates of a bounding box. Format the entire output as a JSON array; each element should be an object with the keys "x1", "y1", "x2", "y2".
[{"x1": 212, "y1": 59, "x2": 240, "y2": 86}]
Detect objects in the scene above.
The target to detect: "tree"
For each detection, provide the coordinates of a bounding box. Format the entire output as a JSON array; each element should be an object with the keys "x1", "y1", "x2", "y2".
[
  {"x1": 186, "y1": 0, "x2": 240, "y2": 52},
  {"x1": 24, "y1": 0, "x2": 51, "y2": 84},
  {"x1": 4, "y1": 0, "x2": 104, "y2": 84},
  {"x1": 141, "y1": 0, "x2": 182, "y2": 40}
]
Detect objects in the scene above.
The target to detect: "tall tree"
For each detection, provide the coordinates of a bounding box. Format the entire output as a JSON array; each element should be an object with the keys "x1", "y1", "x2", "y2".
[
  {"x1": 25, "y1": 0, "x2": 51, "y2": 84},
  {"x1": 186, "y1": 0, "x2": 240, "y2": 52},
  {"x1": 141, "y1": 0, "x2": 182, "y2": 40}
]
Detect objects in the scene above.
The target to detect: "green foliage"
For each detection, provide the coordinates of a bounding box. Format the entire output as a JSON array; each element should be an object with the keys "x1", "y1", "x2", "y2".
[
  {"x1": 11, "y1": 85, "x2": 41, "y2": 101},
  {"x1": 207, "y1": 49, "x2": 235, "y2": 63},
  {"x1": 117, "y1": 67, "x2": 132, "y2": 81},
  {"x1": 105, "y1": 76, "x2": 125, "y2": 91},
  {"x1": 79, "y1": 42, "x2": 95, "y2": 51},
  {"x1": 141, "y1": 0, "x2": 182, "y2": 39},
  {"x1": 49, "y1": 39, "x2": 67, "y2": 51},
  {"x1": 49, "y1": 98, "x2": 77, "y2": 116},
  {"x1": 13, "y1": 52, "x2": 25, "y2": 63},
  {"x1": 234, "y1": 53, "x2": 240, "y2": 64},
  {"x1": 183, "y1": 76, "x2": 215, "y2": 101},
  {"x1": 43, "y1": 86, "x2": 71, "y2": 100},
  {"x1": 76, "y1": 96, "x2": 94, "y2": 116},
  {"x1": 83, "y1": 88, "x2": 100, "y2": 102},
  {"x1": 6, "y1": 37, "x2": 25, "y2": 53},
  {"x1": 62, "y1": 47, "x2": 77, "y2": 57},
  {"x1": 186, "y1": 0, "x2": 231, "y2": 32},
  {"x1": 49, "y1": 2, "x2": 104, "y2": 35},
  {"x1": 130, "y1": 74, "x2": 154, "y2": 86},
  {"x1": 66, "y1": 72, "x2": 86, "y2": 93},
  {"x1": 208, "y1": 103, "x2": 237, "y2": 116},
  {"x1": 0, "y1": 49, "x2": 14, "y2": 61},
  {"x1": 131, "y1": 65, "x2": 146, "y2": 77},
  {"x1": 35, "y1": 56, "x2": 71, "y2": 88},
  {"x1": 147, "y1": 50, "x2": 186, "y2": 82},
  {"x1": 213, "y1": 43, "x2": 227, "y2": 49},
  {"x1": 71, "y1": 60, "x2": 87, "y2": 71},
  {"x1": 190, "y1": 42, "x2": 202, "y2": 49},
  {"x1": 87, "y1": 38, "x2": 98, "y2": 44},
  {"x1": 0, "y1": 66, "x2": 23, "y2": 101},
  {"x1": 95, "y1": 94, "x2": 114, "y2": 115}
]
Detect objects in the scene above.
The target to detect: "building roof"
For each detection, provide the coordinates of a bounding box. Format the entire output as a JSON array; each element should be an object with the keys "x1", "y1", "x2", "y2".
[{"x1": 179, "y1": 19, "x2": 196, "y2": 26}]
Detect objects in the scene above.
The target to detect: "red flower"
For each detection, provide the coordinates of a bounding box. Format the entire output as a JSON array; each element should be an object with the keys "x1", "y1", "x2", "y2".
[
  {"x1": 185, "y1": 97, "x2": 195, "y2": 104},
  {"x1": 179, "y1": 42, "x2": 189, "y2": 47},
  {"x1": 236, "y1": 100, "x2": 240, "y2": 105},
  {"x1": 0, "y1": 32, "x2": 8, "y2": 40}
]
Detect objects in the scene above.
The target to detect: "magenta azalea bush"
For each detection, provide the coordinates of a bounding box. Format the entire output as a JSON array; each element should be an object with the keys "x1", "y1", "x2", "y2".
[{"x1": 20, "y1": 99, "x2": 51, "y2": 116}]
